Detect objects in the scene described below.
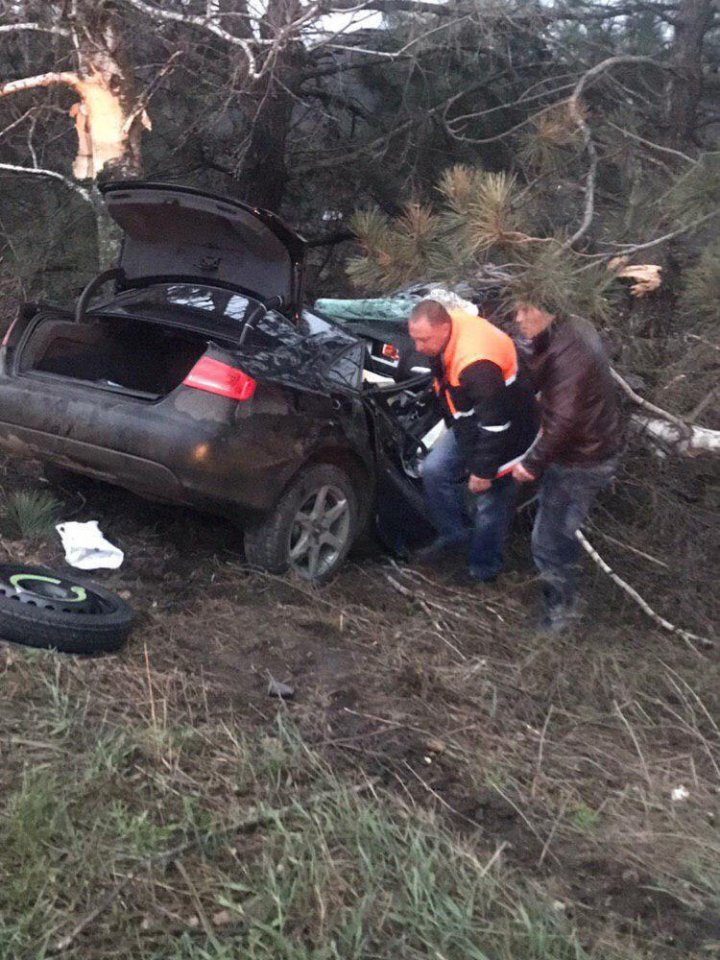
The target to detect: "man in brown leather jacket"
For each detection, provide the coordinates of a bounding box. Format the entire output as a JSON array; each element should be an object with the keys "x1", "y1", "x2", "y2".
[{"x1": 511, "y1": 302, "x2": 622, "y2": 630}]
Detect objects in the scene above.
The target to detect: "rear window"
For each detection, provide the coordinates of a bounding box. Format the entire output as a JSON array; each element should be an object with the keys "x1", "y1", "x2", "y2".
[{"x1": 98, "y1": 284, "x2": 259, "y2": 324}]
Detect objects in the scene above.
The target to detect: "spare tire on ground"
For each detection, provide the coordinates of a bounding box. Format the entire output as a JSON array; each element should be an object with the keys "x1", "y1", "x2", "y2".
[{"x1": 0, "y1": 564, "x2": 134, "y2": 654}]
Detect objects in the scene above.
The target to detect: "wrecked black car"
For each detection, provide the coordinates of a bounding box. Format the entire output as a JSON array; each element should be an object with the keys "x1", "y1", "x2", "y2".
[{"x1": 0, "y1": 182, "x2": 442, "y2": 580}]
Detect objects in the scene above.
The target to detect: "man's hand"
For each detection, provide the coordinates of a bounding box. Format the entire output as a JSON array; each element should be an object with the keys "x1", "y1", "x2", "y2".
[
  {"x1": 512, "y1": 462, "x2": 536, "y2": 483},
  {"x1": 468, "y1": 474, "x2": 492, "y2": 494}
]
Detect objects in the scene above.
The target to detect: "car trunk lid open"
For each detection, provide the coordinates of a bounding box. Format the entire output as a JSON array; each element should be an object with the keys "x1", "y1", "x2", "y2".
[{"x1": 101, "y1": 181, "x2": 306, "y2": 308}]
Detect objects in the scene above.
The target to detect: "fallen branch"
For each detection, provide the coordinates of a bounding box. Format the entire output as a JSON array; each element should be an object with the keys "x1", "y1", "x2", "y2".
[
  {"x1": 633, "y1": 416, "x2": 720, "y2": 456},
  {"x1": 612, "y1": 368, "x2": 688, "y2": 428},
  {"x1": 612, "y1": 368, "x2": 720, "y2": 456},
  {"x1": 575, "y1": 529, "x2": 713, "y2": 650}
]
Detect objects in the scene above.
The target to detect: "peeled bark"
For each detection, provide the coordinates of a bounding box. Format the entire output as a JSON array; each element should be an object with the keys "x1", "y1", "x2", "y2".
[
  {"x1": 0, "y1": 4, "x2": 148, "y2": 180},
  {"x1": 632, "y1": 415, "x2": 720, "y2": 456},
  {"x1": 69, "y1": 4, "x2": 148, "y2": 180}
]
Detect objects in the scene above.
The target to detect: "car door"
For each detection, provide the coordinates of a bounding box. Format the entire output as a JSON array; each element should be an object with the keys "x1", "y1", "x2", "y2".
[{"x1": 362, "y1": 377, "x2": 440, "y2": 554}]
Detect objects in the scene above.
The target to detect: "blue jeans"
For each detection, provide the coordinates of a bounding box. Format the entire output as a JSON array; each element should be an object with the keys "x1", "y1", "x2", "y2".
[
  {"x1": 532, "y1": 457, "x2": 619, "y2": 610},
  {"x1": 422, "y1": 430, "x2": 518, "y2": 579}
]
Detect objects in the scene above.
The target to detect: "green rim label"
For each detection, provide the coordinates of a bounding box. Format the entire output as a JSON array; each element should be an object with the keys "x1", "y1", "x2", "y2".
[{"x1": 9, "y1": 573, "x2": 87, "y2": 603}]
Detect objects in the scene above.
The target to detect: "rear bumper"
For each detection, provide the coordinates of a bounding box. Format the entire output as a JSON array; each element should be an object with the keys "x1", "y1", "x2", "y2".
[
  {"x1": 0, "y1": 375, "x2": 308, "y2": 515},
  {"x1": 0, "y1": 421, "x2": 187, "y2": 500}
]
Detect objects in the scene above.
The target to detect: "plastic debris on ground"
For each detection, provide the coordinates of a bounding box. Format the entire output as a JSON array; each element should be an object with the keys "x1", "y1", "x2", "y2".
[
  {"x1": 55, "y1": 520, "x2": 124, "y2": 570},
  {"x1": 268, "y1": 677, "x2": 296, "y2": 700}
]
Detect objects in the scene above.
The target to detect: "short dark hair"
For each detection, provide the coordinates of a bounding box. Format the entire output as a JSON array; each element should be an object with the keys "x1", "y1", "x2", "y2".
[{"x1": 409, "y1": 299, "x2": 452, "y2": 326}]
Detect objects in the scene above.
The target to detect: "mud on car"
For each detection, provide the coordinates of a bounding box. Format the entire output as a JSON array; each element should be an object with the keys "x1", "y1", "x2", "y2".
[{"x1": 0, "y1": 182, "x2": 442, "y2": 581}]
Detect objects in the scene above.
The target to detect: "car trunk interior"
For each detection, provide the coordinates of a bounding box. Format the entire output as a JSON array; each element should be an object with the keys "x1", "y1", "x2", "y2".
[{"x1": 18, "y1": 314, "x2": 211, "y2": 397}]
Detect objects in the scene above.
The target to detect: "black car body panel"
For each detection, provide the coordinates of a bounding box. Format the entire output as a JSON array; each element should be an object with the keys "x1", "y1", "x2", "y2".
[{"x1": 0, "y1": 307, "x2": 373, "y2": 520}]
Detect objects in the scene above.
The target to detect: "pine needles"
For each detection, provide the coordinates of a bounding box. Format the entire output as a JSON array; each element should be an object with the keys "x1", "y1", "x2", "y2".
[
  {"x1": 679, "y1": 240, "x2": 720, "y2": 327},
  {"x1": 349, "y1": 164, "x2": 612, "y2": 317},
  {"x1": 668, "y1": 152, "x2": 720, "y2": 221}
]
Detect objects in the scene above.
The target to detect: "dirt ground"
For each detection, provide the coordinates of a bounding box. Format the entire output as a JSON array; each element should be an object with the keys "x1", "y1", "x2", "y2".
[{"x1": 2, "y1": 451, "x2": 719, "y2": 958}]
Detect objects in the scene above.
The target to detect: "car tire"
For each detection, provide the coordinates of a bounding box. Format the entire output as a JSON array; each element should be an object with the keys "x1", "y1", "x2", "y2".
[
  {"x1": 0, "y1": 564, "x2": 134, "y2": 654},
  {"x1": 243, "y1": 464, "x2": 358, "y2": 582}
]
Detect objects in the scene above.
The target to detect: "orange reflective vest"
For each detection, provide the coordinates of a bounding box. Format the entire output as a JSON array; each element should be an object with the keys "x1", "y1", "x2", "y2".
[{"x1": 433, "y1": 308, "x2": 518, "y2": 416}]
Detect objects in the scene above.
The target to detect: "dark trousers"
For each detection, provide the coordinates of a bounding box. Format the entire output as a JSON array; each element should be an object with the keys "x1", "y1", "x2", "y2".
[
  {"x1": 422, "y1": 430, "x2": 518, "y2": 579},
  {"x1": 532, "y1": 456, "x2": 619, "y2": 610}
]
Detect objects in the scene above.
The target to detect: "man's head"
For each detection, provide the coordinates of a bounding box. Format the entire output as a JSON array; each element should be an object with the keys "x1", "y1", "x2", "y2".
[
  {"x1": 408, "y1": 300, "x2": 453, "y2": 357},
  {"x1": 514, "y1": 301, "x2": 555, "y2": 340}
]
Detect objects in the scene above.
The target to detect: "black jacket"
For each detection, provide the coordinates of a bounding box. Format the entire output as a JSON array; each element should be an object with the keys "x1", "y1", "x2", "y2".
[{"x1": 430, "y1": 354, "x2": 540, "y2": 479}]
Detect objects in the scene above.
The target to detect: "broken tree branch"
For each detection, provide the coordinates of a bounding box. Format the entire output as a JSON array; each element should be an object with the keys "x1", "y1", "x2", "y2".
[
  {"x1": 612, "y1": 369, "x2": 720, "y2": 455},
  {"x1": 633, "y1": 416, "x2": 720, "y2": 456},
  {"x1": 576, "y1": 529, "x2": 713, "y2": 650},
  {"x1": 0, "y1": 72, "x2": 80, "y2": 98},
  {"x1": 611, "y1": 368, "x2": 720, "y2": 455},
  {"x1": 612, "y1": 368, "x2": 689, "y2": 429}
]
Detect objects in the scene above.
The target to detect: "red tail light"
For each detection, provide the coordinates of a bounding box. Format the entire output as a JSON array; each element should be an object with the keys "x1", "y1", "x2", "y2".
[
  {"x1": 183, "y1": 357, "x2": 256, "y2": 401},
  {"x1": 382, "y1": 343, "x2": 400, "y2": 361},
  {"x1": 2, "y1": 320, "x2": 16, "y2": 347}
]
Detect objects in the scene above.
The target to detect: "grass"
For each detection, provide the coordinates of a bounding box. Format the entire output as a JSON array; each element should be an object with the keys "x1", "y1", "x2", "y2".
[
  {"x1": 0, "y1": 654, "x2": 630, "y2": 960},
  {"x1": 3, "y1": 488, "x2": 59, "y2": 541},
  {"x1": 0, "y1": 450, "x2": 715, "y2": 960}
]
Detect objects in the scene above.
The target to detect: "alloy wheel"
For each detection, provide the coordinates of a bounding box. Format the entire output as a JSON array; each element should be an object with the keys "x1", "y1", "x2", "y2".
[{"x1": 287, "y1": 483, "x2": 351, "y2": 580}]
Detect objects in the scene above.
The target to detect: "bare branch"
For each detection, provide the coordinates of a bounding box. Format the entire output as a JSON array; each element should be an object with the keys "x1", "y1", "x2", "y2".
[
  {"x1": 0, "y1": 72, "x2": 81, "y2": 99},
  {"x1": 612, "y1": 368, "x2": 689, "y2": 428},
  {"x1": 604, "y1": 120, "x2": 697, "y2": 165},
  {"x1": 0, "y1": 22, "x2": 71, "y2": 37},
  {"x1": 560, "y1": 99, "x2": 598, "y2": 251},
  {"x1": 576, "y1": 530, "x2": 713, "y2": 651},
  {"x1": 571, "y1": 54, "x2": 668, "y2": 102},
  {"x1": 121, "y1": 50, "x2": 182, "y2": 134},
  {"x1": 0, "y1": 163, "x2": 92, "y2": 204},
  {"x1": 603, "y1": 208, "x2": 720, "y2": 257},
  {"x1": 120, "y1": 0, "x2": 260, "y2": 76},
  {"x1": 688, "y1": 384, "x2": 720, "y2": 423},
  {"x1": 0, "y1": 108, "x2": 35, "y2": 143},
  {"x1": 560, "y1": 55, "x2": 670, "y2": 251}
]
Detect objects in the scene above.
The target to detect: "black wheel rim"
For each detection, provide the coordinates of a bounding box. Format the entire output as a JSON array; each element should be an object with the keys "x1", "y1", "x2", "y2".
[{"x1": 0, "y1": 566, "x2": 115, "y2": 616}]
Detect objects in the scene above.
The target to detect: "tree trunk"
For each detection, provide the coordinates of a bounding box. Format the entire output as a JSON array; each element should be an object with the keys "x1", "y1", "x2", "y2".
[
  {"x1": 71, "y1": 3, "x2": 147, "y2": 180},
  {"x1": 234, "y1": 0, "x2": 302, "y2": 211},
  {"x1": 667, "y1": 0, "x2": 714, "y2": 145},
  {"x1": 236, "y1": 81, "x2": 295, "y2": 210}
]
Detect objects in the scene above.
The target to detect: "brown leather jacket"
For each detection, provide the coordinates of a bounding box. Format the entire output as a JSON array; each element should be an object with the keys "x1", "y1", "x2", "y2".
[{"x1": 521, "y1": 316, "x2": 623, "y2": 477}]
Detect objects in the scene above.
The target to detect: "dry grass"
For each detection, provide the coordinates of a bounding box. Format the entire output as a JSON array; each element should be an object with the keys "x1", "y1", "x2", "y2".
[{"x1": 0, "y1": 447, "x2": 716, "y2": 959}]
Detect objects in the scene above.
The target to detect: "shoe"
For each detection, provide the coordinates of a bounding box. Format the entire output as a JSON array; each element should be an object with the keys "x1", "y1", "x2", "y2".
[{"x1": 414, "y1": 534, "x2": 470, "y2": 564}]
